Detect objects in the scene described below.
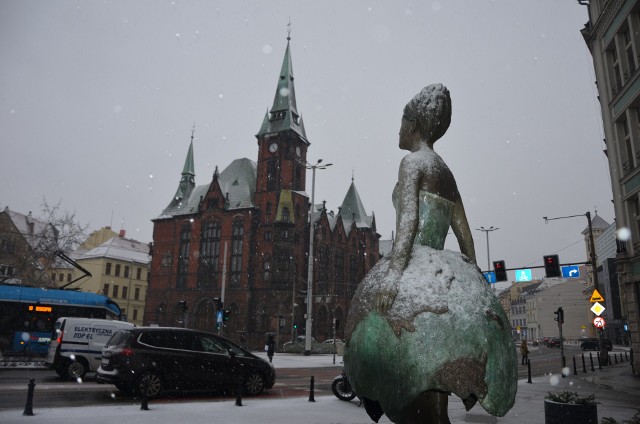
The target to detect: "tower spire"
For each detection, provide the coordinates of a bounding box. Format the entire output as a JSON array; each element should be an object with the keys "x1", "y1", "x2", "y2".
[{"x1": 256, "y1": 30, "x2": 307, "y2": 140}]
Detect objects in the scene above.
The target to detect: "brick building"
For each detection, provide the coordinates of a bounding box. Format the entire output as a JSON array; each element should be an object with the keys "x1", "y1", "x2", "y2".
[{"x1": 143, "y1": 37, "x2": 381, "y2": 349}]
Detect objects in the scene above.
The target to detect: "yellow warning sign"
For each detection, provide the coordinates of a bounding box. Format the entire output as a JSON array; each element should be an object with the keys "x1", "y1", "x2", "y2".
[{"x1": 590, "y1": 289, "x2": 605, "y2": 303}]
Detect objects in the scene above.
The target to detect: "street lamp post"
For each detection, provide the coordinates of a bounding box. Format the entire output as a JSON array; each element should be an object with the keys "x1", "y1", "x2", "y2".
[
  {"x1": 476, "y1": 226, "x2": 500, "y2": 275},
  {"x1": 543, "y1": 212, "x2": 604, "y2": 363},
  {"x1": 304, "y1": 159, "x2": 332, "y2": 356}
]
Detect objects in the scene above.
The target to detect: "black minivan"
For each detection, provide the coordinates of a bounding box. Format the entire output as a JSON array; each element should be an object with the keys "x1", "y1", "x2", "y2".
[{"x1": 96, "y1": 327, "x2": 275, "y2": 398}]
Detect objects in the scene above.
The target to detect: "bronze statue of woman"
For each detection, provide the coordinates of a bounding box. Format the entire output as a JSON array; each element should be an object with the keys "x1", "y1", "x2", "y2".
[{"x1": 344, "y1": 84, "x2": 517, "y2": 424}]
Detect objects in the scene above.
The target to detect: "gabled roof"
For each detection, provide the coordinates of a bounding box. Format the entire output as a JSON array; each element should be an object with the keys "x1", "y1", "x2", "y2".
[
  {"x1": 218, "y1": 158, "x2": 257, "y2": 210},
  {"x1": 77, "y1": 235, "x2": 150, "y2": 264},
  {"x1": 2, "y1": 207, "x2": 56, "y2": 250},
  {"x1": 156, "y1": 158, "x2": 257, "y2": 220}
]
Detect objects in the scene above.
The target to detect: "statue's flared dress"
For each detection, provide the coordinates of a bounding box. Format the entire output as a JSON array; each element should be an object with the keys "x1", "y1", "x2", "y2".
[{"x1": 344, "y1": 192, "x2": 517, "y2": 423}]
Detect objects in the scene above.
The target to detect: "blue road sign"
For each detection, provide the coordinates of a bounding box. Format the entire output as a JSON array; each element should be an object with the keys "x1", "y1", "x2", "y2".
[
  {"x1": 561, "y1": 265, "x2": 580, "y2": 278},
  {"x1": 515, "y1": 269, "x2": 532, "y2": 282},
  {"x1": 217, "y1": 310, "x2": 223, "y2": 323},
  {"x1": 483, "y1": 272, "x2": 497, "y2": 284}
]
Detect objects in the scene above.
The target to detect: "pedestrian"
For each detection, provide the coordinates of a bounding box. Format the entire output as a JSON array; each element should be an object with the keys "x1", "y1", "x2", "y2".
[
  {"x1": 267, "y1": 333, "x2": 275, "y2": 363},
  {"x1": 520, "y1": 339, "x2": 529, "y2": 365}
]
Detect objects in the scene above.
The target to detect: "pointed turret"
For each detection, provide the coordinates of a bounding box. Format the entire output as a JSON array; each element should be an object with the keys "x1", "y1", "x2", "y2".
[
  {"x1": 340, "y1": 178, "x2": 370, "y2": 229},
  {"x1": 162, "y1": 132, "x2": 196, "y2": 214},
  {"x1": 256, "y1": 37, "x2": 307, "y2": 140}
]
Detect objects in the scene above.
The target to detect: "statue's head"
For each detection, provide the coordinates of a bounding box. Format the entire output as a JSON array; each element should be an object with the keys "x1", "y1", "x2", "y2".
[{"x1": 403, "y1": 83, "x2": 451, "y2": 145}]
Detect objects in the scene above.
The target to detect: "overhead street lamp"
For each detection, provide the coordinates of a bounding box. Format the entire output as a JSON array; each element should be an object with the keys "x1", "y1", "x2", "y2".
[
  {"x1": 303, "y1": 158, "x2": 332, "y2": 356},
  {"x1": 476, "y1": 226, "x2": 500, "y2": 275}
]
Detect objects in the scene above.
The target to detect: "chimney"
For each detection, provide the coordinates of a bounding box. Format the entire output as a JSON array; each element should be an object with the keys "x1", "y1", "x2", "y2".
[{"x1": 119, "y1": 229, "x2": 126, "y2": 237}]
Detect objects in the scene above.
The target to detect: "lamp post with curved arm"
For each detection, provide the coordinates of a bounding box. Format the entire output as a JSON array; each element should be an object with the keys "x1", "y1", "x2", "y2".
[{"x1": 304, "y1": 159, "x2": 332, "y2": 355}]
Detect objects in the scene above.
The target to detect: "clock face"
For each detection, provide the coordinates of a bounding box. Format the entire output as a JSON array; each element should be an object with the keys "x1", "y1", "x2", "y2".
[
  {"x1": 269, "y1": 143, "x2": 278, "y2": 153},
  {"x1": 296, "y1": 146, "x2": 301, "y2": 157}
]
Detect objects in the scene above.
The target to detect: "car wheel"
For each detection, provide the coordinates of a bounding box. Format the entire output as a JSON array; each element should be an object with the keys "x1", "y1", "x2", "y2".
[
  {"x1": 244, "y1": 372, "x2": 265, "y2": 396},
  {"x1": 137, "y1": 372, "x2": 162, "y2": 398},
  {"x1": 65, "y1": 359, "x2": 87, "y2": 380}
]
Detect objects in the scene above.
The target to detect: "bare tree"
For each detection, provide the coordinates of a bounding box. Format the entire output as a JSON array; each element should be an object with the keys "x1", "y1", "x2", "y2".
[{"x1": 0, "y1": 198, "x2": 88, "y2": 287}]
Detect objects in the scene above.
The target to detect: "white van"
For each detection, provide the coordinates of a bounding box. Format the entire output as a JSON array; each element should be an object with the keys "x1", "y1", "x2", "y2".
[{"x1": 45, "y1": 317, "x2": 134, "y2": 380}]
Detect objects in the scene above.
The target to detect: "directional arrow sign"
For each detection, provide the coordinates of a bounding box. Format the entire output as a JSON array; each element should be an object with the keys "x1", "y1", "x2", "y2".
[
  {"x1": 483, "y1": 272, "x2": 496, "y2": 284},
  {"x1": 561, "y1": 265, "x2": 580, "y2": 278}
]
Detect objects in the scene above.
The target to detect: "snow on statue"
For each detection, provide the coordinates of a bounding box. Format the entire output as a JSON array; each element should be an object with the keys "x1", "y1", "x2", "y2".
[{"x1": 344, "y1": 84, "x2": 517, "y2": 424}]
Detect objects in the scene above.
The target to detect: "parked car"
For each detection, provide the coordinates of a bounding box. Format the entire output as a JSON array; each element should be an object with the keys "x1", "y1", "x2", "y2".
[
  {"x1": 283, "y1": 335, "x2": 316, "y2": 347},
  {"x1": 580, "y1": 337, "x2": 613, "y2": 351},
  {"x1": 322, "y1": 338, "x2": 345, "y2": 345},
  {"x1": 546, "y1": 338, "x2": 563, "y2": 348},
  {"x1": 96, "y1": 327, "x2": 275, "y2": 398}
]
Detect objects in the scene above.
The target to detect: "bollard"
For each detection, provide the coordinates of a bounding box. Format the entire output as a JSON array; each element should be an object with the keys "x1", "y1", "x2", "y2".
[
  {"x1": 235, "y1": 377, "x2": 243, "y2": 407},
  {"x1": 309, "y1": 376, "x2": 315, "y2": 402},
  {"x1": 589, "y1": 352, "x2": 595, "y2": 372},
  {"x1": 23, "y1": 378, "x2": 36, "y2": 416},
  {"x1": 625, "y1": 351, "x2": 629, "y2": 361},
  {"x1": 620, "y1": 353, "x2": 623, "y2": 363},
  {"x1": 573, "y1": 356, "x2": 578, "y2": 375},
  {"x1": 614, "y1": 353, "x2": 618, "y2": 364},
  {"x1": 597, "y1": 352, "x2": 602, "y2": 370},
  {"x1": 527, "y1": 359, "x2": 532, "y2": 384},
  {"x1": 140, "y1": 377, "x2": 149, "y2": 411},
  {"x1": 582, "y1": 353, "x2": 587, "y2": 373},
  {"x1": 562, "y1": 355, "x2": 566, "y2": 378}
]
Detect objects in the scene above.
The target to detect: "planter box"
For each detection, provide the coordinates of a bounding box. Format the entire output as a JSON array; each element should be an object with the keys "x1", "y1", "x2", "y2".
[{"x1": 544, "y1": 400, "x2": 598, "y2": 424}]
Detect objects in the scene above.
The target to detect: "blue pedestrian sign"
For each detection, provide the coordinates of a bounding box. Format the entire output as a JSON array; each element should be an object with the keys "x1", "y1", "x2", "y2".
[
  {"x1": 483, "y1": 272, "x2": 497, "y2": 284},
  {"x1": 561, "y1": 265, "x2": 580, "y2": 278},
  {"x1": 515, "y1": 269, "x2": 532, "y2": 282}
]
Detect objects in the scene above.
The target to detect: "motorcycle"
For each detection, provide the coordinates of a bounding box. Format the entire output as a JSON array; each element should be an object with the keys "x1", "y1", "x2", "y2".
[{"x1": 332, "y1": 371, "x2": 357, "y2": 401}]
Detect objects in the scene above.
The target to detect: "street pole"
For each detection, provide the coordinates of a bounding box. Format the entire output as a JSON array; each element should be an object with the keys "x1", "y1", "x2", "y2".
[
  {"x1": 476, "y1": 226, "x2": 499, "y2": 288},
  {"x1": 304, "y1": 159, "x2": 332, "y2": 356},
  {"x1": 543, "y1": 212, "x2": 605, "y2": 363}
]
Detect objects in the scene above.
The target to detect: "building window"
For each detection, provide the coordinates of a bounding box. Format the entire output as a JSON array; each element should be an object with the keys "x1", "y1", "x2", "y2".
[
  {"x1": 198, "y1": 221, "x2": 221, "y2": 288},
  {"x1": 66, "y1": 273, "x2": 71, "y2": 282},
  {"x1": 264, "y1": 231, "x2": 272, "y2": 241},
  {"x1": 608, "y1": 43, "x2": 623, "y2": 95},
  {"x1": 133, "y1": 309, "x2": 138, "y2": 321},
  {"x1": 103, "y1": 284, "x2": 109, "y2": 295},
  {"x1": 318, "y1": 246, "x2": 329, "y2": 294},
  {"x1": 267, "y1": 160, "x2": 279, "y2": 191},
  {"x1": 136, "y1": 268, "x2": 141, "y2": 280},
  {"x1": 135, "y1": 287, "x2": 140, "y2": 300},
  {"x1": 335, "y1": 250, "x2": 344, "y2": 296},
  {"x1": 177, "y1": 222, "x2": 192, "y2": 288},
  {"x1": 263, "y1": 256, "x2": 271, "y2": 283},
  {"x1": 282, "y1": 207, "x2": 290, "y2": 222},
  {"x1": 349, "y1": 254, "x2": 357, "y2": 297},
  {"x1": 105, "y1": 262, "x2": 112, "y2": 275},
  {"x1": 115, "y1": 264, "x2": 121, "y2": 277},
  {"x1": 59, "y1": 273, "x2": 64, "y2": 282},
  {"x1": 124, "y1": 266, "x2": 130, "y2": 279},
  {"x1": 112, "y1": 285, "x2": 119, "y2": 298},
  {"x1": 230, "y1": 220, "x2": 244, "y2": 287},
  {"x1": 122, "y1": 286, "x2": 128, "y2": 299}
]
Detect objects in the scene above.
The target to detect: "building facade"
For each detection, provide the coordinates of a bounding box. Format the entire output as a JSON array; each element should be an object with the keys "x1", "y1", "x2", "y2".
[
  {"x1": 580, "y1": 0, "x2": 640, "y2": 374},
  {"x1": 73, "y1": 228, "x2": 150, "y2": 326},
  {"x1": 143, "y1": 38, "x2": 381, "y2": 349}
]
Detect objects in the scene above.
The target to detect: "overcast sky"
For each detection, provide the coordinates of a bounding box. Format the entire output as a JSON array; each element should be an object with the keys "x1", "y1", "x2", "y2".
[{"x1": 0, "y1": 1, "x2": 613, "y2": 280}]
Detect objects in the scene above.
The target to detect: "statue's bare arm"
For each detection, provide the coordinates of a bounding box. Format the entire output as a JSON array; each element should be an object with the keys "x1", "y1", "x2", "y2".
[{"x1": 451, "y1": 195, "x2": 476, "y2": 265}]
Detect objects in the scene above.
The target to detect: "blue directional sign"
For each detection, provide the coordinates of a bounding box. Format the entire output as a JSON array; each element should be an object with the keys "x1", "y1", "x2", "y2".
[
  {"x1": 483, "y1": 272, "x2": 497, "y2": 284},
  {"x1": 515, "y1": 269, "x2": 532, "y2": 282},
  {"x1": 217, "y1": 310, "x2": 223, "y2": 323},
  {"x1": 561, "y1": 265, "x2": 580, "y2": 279}
]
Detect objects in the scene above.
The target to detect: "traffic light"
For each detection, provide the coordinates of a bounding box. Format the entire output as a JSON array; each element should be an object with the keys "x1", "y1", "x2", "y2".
[
  {"x1": 223, "y1": 309, "x2": 231, "y2": 322},
  {"x1": 544, "y1": 255, "x2": 561, "y2": 278},
  {"x1": 554, "y1": 307, "x2": 564, "y2": 325},
  {"x1": 493, "y1": 260, "x2": 507, "y2": 282}
]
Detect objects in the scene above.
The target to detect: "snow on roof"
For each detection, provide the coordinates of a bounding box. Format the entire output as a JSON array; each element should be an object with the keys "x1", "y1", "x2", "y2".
[
  {"x1": 3, "y1": 207, "x2": 55, "y2": 250},
  {"x1": 78, "y1": 235, "x2": 150, "y2": 264},
  {"x1": 218, "y1": 158, "x2": 257, "y2": 209}
]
